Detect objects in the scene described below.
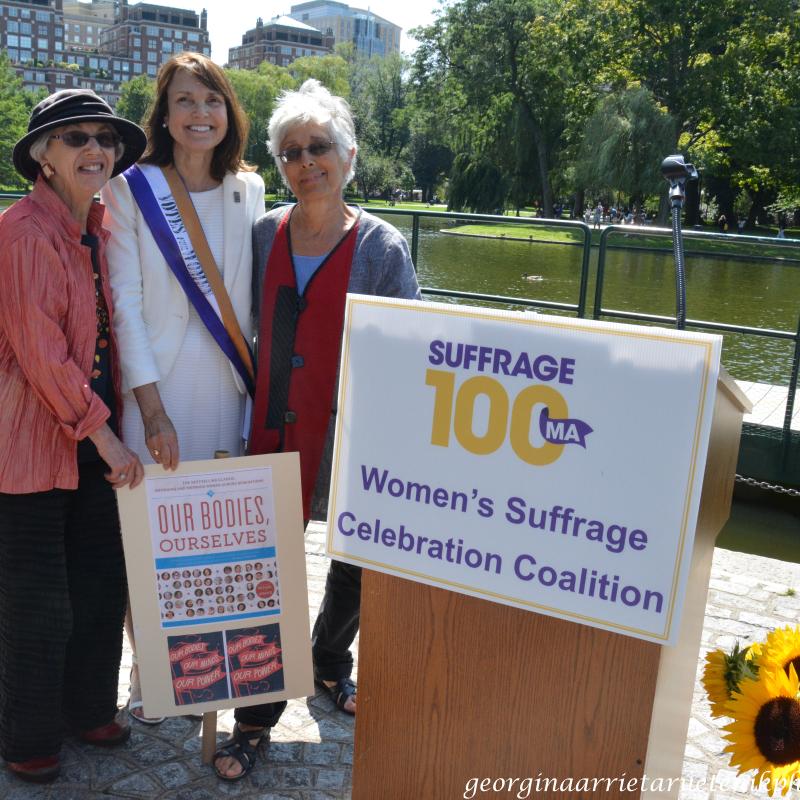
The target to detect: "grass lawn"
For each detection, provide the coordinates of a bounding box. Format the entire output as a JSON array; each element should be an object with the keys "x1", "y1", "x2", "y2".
[{"x1": 444, "y1": 222, "x2": 800, "y2": 259}]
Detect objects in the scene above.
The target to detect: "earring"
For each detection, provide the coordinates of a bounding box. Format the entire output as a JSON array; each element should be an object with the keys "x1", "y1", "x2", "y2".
[
  {"x1": 41, "y1": 162, "x2": 55, "y2": 179},
  {"x1": 162, "y1": 120, "x2": 168, "y2": 128}
]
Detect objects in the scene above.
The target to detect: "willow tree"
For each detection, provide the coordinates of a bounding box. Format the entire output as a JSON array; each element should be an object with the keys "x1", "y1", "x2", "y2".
[{"x1": 575, "y1": 87, "x2": 675, "y2": 210}]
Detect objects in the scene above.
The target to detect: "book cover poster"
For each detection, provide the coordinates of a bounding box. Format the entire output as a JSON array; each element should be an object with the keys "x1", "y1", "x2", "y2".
[
  {"x1": 226, "y1": 624, "x2": 285, "y2": 699},
  {"x1": 168, "y1": 631, "x2": 229, "y2": 706},
  {"x1": 117, "y1": 453, "x2": 314, "y2": 717}
]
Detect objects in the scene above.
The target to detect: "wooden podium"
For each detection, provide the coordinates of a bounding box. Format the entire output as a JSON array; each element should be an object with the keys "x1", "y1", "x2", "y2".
[{"x1": 351, "y1": 370, "x2": 751, "y2": 800}]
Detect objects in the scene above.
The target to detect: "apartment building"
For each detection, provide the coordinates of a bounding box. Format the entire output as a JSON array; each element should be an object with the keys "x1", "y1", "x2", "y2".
[
  {"x1": 62, "y1": 0, "x2": 113, "y2": 52},
  {"x1": 227, "y1": 14, "x2": 334, "y2": 70},
  {"x1": 0, "y1": 0, "x2": 210, "y2": 104},
  {"x1": 289, "y1": 0, "x2": 400, "y2": 58}
]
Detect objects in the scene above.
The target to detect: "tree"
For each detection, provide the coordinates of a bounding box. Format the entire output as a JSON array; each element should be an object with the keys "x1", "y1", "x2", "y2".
[
  {"x1": 575, "y1": 87, "x2": 675, "y2": 208},
  {"x1": 116, "y1": 74, "x2": 155, "y2": 126},
  {"x1": 0, "y1": 53, "x2": 30, "y2": 189},
  {"x1": 289, "y1": 54, "x2": 350, "y2": 97},
  {"x1": 412, "y1": 0, "x2": 615, "y2": 215},
  {"x1": 225, "y1": 63, "x2": 293, "y2": 173}
]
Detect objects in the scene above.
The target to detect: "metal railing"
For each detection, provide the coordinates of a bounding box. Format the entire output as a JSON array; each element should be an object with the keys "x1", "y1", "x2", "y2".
[
  {"x1": 593, "y1": 224, "x2": 799, "y2": 485},
  {"x1": 362, "y1": 206, "x2": 594, "y2": 317}
]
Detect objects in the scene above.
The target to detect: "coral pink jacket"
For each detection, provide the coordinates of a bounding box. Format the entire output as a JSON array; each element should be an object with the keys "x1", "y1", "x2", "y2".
[{"x1": 0, "y1": 177, "x2": 119, "y2": 493}]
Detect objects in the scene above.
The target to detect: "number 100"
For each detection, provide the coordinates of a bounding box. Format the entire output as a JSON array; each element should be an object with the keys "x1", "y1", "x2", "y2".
[{"x1": 425, "y1": 369, "x2": 567, "y2": 466}]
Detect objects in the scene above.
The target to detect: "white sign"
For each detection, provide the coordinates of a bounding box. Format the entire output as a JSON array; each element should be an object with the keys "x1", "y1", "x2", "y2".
[
  {"x1": 117, "y1": 453, "x2": 313, "y2": 716},
  {"x1": 327, "y1": 296, "x2": 722, "y2": 644}
]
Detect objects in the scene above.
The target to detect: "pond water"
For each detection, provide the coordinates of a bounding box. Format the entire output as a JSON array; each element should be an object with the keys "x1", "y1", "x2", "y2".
[{"x1": 377, "y1": 214, "x2": 800, "y2": 387}]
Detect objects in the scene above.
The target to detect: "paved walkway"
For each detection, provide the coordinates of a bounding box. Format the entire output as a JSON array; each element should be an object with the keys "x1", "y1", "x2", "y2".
[{"x1": 2, "y1": 525, "x2": 799, "y2": 799}]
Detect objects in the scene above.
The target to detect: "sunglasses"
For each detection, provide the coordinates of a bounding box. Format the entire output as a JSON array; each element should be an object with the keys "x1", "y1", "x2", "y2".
[
  {"x1": 278, "y1": 141, "x2": 335, "y2": 164},
  {"x1": 50, "y1": 130, "x2": 121, "y2": 149}
]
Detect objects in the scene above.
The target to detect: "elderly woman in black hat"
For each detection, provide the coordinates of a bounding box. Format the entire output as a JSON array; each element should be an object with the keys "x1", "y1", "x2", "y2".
[{"x1": 0, "y1": 89, "x2": 146, "y2": 783}]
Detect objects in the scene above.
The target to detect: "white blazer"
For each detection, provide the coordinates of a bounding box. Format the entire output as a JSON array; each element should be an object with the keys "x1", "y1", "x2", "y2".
[{"x1": 102, "y1": 170, "x2": 265, "y2": 395}]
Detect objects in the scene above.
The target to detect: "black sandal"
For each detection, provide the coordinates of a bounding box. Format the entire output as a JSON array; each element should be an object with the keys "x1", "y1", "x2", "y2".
[
  {"x1": 213, "y1": 724, "x2": 268, "y2": 781},
  {"x1": 316, "y1": 677, "x2": 357, "y2": 715}
]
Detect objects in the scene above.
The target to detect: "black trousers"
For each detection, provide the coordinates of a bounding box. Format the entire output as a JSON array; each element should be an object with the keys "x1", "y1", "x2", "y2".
[
  {"x1": 0, "y1": 461, "x2": 126, "y2": 762},
  {"x1": 234, "y1": 559, "x2": 361, "y2": 728}
]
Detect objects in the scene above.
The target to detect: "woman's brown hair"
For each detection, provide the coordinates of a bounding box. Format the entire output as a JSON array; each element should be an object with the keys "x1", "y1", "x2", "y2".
[{"x1": 141, "y1": 52, "x2": 254, "y2": 181}]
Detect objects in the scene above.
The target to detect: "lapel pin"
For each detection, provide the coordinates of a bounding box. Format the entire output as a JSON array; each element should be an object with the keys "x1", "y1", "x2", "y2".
[{"x1": 233, "y1": 191, "x2": 241, "y2": 203}]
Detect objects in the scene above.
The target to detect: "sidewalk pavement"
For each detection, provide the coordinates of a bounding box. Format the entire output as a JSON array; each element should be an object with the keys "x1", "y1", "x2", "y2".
[{"x1": 2, "y1": 525, "x2": 799, "y2": 799}]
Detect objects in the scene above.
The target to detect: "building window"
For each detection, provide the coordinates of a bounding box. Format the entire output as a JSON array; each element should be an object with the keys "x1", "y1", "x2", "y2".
[
  {"x1": 89, "y1": 57, "x2": 98, "y2": 69},
  {"x1": 7, "y1": 20, "x2": 18, "y2": 33},
  {"x1": 20, "y1": 22, "x2": 31, "y2": 34},
  {"x1": 19, "y1": 36, "x2": 31, "y2": 49},
  {"x1": 133, "y1": 36, "x2": 140, "y2": 46},
  {"x1": 147, "y1": 51, "x2": 157, "y2": 62},
  {"x1": 37, "y1": 38, "x2": 47, "y2": 49},
  {"x1": 147, "y1": 64, "x2": 156, "y2": 75},
  {"x1": 134, "y1": 63, "x2": 142, "y2": 73},
  {"x1": 55, "y1": 41, "x2": 62, "y2": 52},
  {"x1": 7, "y1": 48, "x2": 18, "y2": 61},
  {"x1": 187, "y1": 31, "x2": 199, "y2": 42},
  {"x1": 8, "y1": 7, "x2": 18, "y2": 18},
  {"x1": 35, "y1": 11, "x2": 50, "y2": 22},
  {"x1": 162, "y1": 40, "x2": 172, "y2": 52},
  {"x1": 6, "y1": 34, "x2": 18, "y2": 47},
  {"x1": 133, "y1": 50, "x2": 140, "y2": 59},
  {"x1": 55, "y1": 27, "x2": 62, "y2": 37}
]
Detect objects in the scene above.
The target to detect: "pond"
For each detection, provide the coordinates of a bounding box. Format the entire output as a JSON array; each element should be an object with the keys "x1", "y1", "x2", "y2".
[{"x1": 376, "y1": 213, "x2": 800, "y2": 387}]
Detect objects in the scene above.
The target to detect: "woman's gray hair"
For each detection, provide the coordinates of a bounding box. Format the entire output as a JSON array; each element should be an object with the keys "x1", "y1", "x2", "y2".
[
  {"x1": 27, "y1": 125, "x2": 125, "y2": 172},
  {"x1": 268, "y1": 79, "x2": 357, "y2": 190}
]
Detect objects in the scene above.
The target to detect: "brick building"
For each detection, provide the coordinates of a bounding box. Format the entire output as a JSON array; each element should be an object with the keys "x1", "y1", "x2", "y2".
[
  {"x1": 0, "y1": 0, "x2": 210, "y2": 104},
  {"x1": 227, "y1": 15, "x2": 334, "y2": 70}
]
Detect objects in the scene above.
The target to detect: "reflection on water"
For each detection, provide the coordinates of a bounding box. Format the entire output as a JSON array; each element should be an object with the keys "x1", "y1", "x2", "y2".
[{"x1": 376, "y1": 213, "x2": 800, "y2": 386}]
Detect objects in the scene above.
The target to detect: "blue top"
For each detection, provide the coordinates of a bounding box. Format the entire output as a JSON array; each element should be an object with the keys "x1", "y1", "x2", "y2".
[{"x1": 293, "y1": 253, "x2": 327, "y2": 295}]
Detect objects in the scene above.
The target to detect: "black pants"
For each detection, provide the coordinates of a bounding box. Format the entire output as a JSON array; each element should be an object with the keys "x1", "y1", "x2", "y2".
[
  {"x1": 0, "y1": 461, "x2": 126, "y2": 762},
  {"x1": 234, "y1": 559, "x2": 361, "y2": 727}
]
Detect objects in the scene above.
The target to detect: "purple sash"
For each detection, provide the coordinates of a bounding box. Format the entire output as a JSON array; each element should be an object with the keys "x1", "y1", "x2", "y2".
[{"x1": 122, "y1": 165, "x2": 254, "y2": 397}]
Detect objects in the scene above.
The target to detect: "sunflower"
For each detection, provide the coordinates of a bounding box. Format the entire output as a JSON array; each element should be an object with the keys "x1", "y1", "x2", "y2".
[
  {"x1": 723, "y1": 664, "x2": 800, "y2": 797},
  {"x1": 703, "y1": 643, "x2": 760, "y2": 718},
  {"x1": 761, "y1": 627, "x2": 800, "y2": 678}
]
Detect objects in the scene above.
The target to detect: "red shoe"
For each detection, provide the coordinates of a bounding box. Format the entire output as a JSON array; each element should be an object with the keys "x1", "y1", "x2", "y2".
[
  {"x1": 7, "y1": 755, "x2": 60, "y2": 783},
  {"x1": 77, "y1": 719, "x2": 131, "y2": 747}
]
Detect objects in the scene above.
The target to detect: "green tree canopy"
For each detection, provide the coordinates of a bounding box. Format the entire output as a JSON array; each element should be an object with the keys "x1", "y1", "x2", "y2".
[
  {"x1": 115, "y1": 74, "x2": 154, "y2": 126},
  {"x1": 0, "y1": 53, "x2": 31, "y2": 189}
]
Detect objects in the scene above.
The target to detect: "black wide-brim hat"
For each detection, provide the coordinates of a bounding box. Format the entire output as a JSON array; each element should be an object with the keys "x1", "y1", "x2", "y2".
[{"x1": 13, "y1": 89, "x2": 147, "y2": 182}]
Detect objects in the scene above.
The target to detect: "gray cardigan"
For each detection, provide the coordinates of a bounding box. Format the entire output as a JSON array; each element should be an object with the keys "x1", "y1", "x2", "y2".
[{"x1": 251, "y1": 206, "x2": 421, "y2": 518}]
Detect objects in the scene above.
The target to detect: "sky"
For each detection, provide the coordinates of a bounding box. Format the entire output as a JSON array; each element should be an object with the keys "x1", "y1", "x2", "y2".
[{"x1": 191, "y1": 0, "x2": 440, "y2": 64}]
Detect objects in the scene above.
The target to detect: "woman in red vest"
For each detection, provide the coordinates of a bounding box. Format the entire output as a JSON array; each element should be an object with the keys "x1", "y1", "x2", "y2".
[{"x1": 214, "y1": 79, "x2": 420, "y2": 781}]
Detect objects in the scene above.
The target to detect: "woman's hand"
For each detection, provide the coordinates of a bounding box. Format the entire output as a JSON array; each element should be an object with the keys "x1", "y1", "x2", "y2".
[
  {"x1": 143, "y1": 410, "x2": 180, "y2": 470},
  {"x1": 88, "y1": 424, "x2": 144, "y2": 489},
  {"x1": 132, "y1": 383, "x2": 180, "y2": 469}
]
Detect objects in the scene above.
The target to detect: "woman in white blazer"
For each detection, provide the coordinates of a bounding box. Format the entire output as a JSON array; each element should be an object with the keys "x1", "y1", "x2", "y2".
[{"x1": 102, "y1": 52, "x2": 264, "y2": 723}]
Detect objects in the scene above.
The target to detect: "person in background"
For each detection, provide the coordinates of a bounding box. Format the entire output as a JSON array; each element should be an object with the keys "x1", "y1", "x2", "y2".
[
  {"x1": 212, "y1": 79, "x2": 420, "y2": 781},
  {"x1": 102, "y1": 51, "x2": 264, "y2": 724},
  {"x1": 0, "y1": 89, "x2": 147, "y2": 783}
]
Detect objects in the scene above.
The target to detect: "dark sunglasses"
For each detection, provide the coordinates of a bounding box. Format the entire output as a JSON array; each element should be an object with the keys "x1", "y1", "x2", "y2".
[
  {"x1": 50, "y1": 130, "x2": 121, "y2": 149},
  {"x1": 278, "y1": 140, "x2": 335, "y2": 164}
]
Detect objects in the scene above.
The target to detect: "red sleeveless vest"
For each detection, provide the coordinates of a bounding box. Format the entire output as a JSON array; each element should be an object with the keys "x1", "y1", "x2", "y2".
[{"x1": 249, "y1": 208, "x2": 358, "y2": 518}]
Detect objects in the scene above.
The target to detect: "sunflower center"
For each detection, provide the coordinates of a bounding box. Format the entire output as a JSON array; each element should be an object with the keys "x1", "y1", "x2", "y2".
[{"x1": 754, "y1": 697, "x2": 800, "y2": 765}]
